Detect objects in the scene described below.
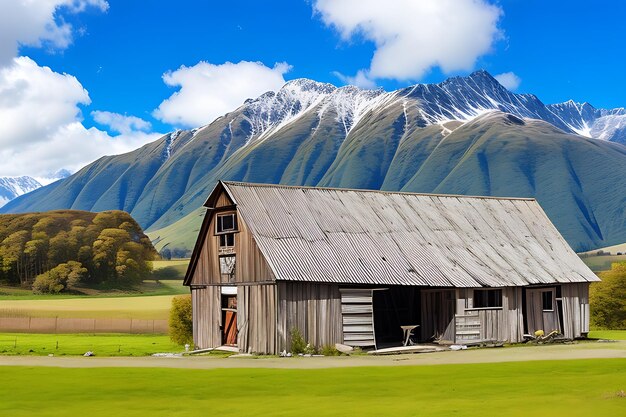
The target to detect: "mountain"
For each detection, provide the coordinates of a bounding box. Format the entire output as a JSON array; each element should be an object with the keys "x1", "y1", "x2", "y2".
[
  {"x1": 0, "y1": 176, "x2": 41, "y2": 208},
  {"x1": 3, "y1": 71, "x2": 626, "y2": 253},
  {"x1": 547, "y1": 101, "x2": 626, "y2": 144}
]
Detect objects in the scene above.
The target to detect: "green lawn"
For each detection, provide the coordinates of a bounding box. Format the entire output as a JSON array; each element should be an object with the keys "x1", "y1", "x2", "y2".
[
  {"x1": 151, "y1": 259, "x2": 190, "y2": 280},
  {"x1": 0, "y1": 359, "x2": 624, "y2": 416},
  {"x1": 589, "y1": 330, "x2": 626, "y2": 340},
  {"x1": 0, "y1": 333, "x2": 182, "y2": 356}
]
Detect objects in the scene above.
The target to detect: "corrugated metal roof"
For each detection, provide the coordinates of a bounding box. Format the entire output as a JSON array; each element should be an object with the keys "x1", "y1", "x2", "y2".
[{"x1": 218, "y1": 181, "x2": 599, "y2": 287}]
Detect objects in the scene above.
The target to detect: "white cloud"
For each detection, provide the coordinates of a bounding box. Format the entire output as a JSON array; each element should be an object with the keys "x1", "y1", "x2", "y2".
[
  {"x1": 314, "y1": 0, "x2": 502, "y2": 81},
  {"x1": 333, "y1": 69, "x2": 377, "y2": 89},
  {"x1": 0, "y1": 57, "x2": 160, "y2": 177},
  {"x1": 0, "y1": 0, "x2": 108, "y2": 66},
  {"x1": 154, "y1": 60, "x2": 292, "y2": 128},
  {"x1": 494, "y1": 72, "x2": 521, "y2": 91},
  {"x1": 92, "y1": 110, "x2": 151, "y2": 135}
]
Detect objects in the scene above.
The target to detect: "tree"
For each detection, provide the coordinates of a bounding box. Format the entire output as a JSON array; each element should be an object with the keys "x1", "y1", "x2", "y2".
[
  {"x1": 590, "y1": 262, "x2": 626, "y2": 329},
  {"x1": 32, "y1": 261, "x2": 87, "y2": 294},
  {"x1": 169, "y1": 295, "x2": 193, "y2": 345}
]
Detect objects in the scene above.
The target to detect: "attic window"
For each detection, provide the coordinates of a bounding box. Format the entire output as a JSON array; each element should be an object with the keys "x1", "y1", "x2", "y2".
[
  {"x1": 473, "y1": 289, "x2": 502, "y2": 308},
  {"x1": 219, "y1": 233, "x2": 234, "y2": 248},
  {"x1": 216, "y1": 213, "x2": 237, "y2": 234}
]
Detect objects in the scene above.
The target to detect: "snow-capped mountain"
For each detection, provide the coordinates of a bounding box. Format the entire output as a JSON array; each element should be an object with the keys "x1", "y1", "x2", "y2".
[
  {"x1": 3, "y1": 70, "x2": 626, "y2": 253},
  {"x1": 0, "y1": 176, "x2": 42, "y2": 208},
  {"x1": 34, "y1": 169, "x2": 72, "y2": 186},
  {"x1": 547, "y1": 100, "x2": 626, "y2": 143}
]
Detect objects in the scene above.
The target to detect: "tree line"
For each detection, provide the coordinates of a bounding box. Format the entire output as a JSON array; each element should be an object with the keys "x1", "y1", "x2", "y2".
[{"x1": 0, "y1": 210, "x2": 157, "y2": 293}]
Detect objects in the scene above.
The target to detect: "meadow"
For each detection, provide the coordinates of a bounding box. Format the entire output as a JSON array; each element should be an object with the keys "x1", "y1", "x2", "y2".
[
  {"x1": 0, "y1": 359, "x2": 624, "y2": 416},
  {"x1": 0, "y1": 333, "x2": 182, "y2": 356},
  {"x1": 581, "y1": 254, "x2": 626, "y2": 272}
]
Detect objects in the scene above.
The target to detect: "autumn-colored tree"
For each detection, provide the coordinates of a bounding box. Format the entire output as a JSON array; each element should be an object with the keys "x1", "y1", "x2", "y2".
[
  {"x1": 0, "y1": 210, "x2": 156, "y2": 290},
  {"x1": 32, "y1": 261, "x2": 87, "y2": 294},
  {"x1": 590, "y1": 262, "x2": 626, "y2": 329}
]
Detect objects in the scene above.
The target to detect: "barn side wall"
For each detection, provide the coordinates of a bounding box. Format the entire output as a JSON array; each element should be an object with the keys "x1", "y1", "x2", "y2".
[
  {"x1": 276, "y1": 282, "x2": 343, "y2": 352},
  {"x1": 237, "y1": 284, "x2": 277, "y2": 354},
  {"x1": 561, "y1": 282, "x2": 590, "y2": 339},
  {"x1": 191, "y1": 286, "x2": 221, "y2": 349},
  {"x1": 455, "y1": 287, "x2": 524, "y2": 343}
]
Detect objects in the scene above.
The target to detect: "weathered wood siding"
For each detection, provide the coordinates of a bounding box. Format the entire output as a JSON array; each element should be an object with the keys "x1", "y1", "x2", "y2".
[
  {"x1": 526, "y1": 287, "x2": 561, "y2": 335},
  {"x1": 191, "y1": 286, "x2": 221, "y2": 349},
  {"x1": 277, "y1": 282, "x2": 343, "y2": 352},
  {"x1": 420, "y1": 289, "x2": 455, "y2": 342},
  {"x1": 455, "y1": 287, "x2": 524, "y2": 343},
  {"x1": 189, "y1": 192, "x2": 275, "y2": 286},
  {"x1": 561, "y1": 282, "x2": 590, "y2": 339},
  {"x1": 237, "y1": 284, "x2": 277, "y2": 354}
]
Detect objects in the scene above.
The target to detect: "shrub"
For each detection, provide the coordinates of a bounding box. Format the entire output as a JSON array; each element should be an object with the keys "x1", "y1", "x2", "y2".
[
  {"x1": 590, "y1": 262, "x2": 626, "y2": 329},
  {"x1": 320, "y1": 345, "x2": 341, "y2": 356},
  {"x1": 289, "y1": 328, "x2": 307, "y2": 354},
  {"x1": 169, "y1": 295, "x2": 193, "y2": 345}
]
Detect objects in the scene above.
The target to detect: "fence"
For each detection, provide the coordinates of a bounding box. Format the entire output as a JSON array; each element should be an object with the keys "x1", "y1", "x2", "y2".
[{"x1": 0, "y1": 317, "x2": 168, "y2": 334}]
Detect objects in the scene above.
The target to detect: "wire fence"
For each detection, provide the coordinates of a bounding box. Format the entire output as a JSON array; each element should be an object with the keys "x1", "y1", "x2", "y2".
[{"x1": 0, "y1": 317, "x2": 168, "y2": 334}]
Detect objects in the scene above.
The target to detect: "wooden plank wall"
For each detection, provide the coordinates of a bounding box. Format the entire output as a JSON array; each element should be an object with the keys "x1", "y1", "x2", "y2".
[
  {"x1": 456, "y1": 287, "x2": 524, "y2": 343},
  {"x1": 189, "y1": 191, "x2": 275, "y2": 286},
  {"x1": 525, "y1": 287, "x2": 561, "y2": 335},
  {"x1": 237, "y1": 284, "x2": 277, "y2": 354},
  {"x1": 420, "y1": 290, "x2": 455, "y2": 342},
  {"x1": 191, "y1": 287, "x2": 221, "y2": 349},
  {"x1": 561, "y1": 282, "x2": 590, "y2": 339},
  {"x1": 277, "y1": 282, "x2": 343, "y2": 352}
]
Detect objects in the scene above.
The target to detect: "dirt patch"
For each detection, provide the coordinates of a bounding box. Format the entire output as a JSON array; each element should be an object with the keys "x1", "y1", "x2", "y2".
[{"x1": 1, "y1": 341, "x2": 625, "y2": 369}]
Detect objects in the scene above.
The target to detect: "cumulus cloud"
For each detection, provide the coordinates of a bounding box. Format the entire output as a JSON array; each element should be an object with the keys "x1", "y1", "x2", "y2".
[
  {"x1": 494, "y1": 72, "x2": 521, "y2": 91},
  {"x1": 333, "y1": 70, "x2": 377, "y2": 89},
  {"x1": 92, "y1": 110, "x2": 151, "y2": 135},
  {"x1": 314, "y1": 0, "x2": 502, "y2": 82},
  {"x1": 0, "y1": 57, "x2": 160, "y2": 177},
  {"x1": 0, "y1": 0, "x2": 108, "y2": 66},
  {"x1": 154, "y1": 60, "x2": 291, "y2": 128}
]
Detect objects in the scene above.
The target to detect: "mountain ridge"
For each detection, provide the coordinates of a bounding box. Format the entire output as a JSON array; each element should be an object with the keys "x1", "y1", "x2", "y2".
[{"x1": 3, "y1": 71, "x2": 625, "y2": 253}]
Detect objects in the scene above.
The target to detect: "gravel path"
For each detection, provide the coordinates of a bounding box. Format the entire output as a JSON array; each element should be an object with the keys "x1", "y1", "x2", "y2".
[{"x1": 1, "y1": 341, "x2": 625, "y2": 369}]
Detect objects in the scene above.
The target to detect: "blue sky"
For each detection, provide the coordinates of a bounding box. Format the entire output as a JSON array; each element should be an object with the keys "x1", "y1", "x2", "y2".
[{"x1": 0, "y1": 0, "x2": 624, "y2": 176}]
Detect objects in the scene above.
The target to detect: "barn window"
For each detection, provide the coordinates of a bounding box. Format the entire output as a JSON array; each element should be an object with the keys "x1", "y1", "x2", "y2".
[
  {"x1": 219, "y1": 233, "x2": 234, "y2": 248},
  {"x1": 216, "y1": 213, "x2": 237, "y2": 234},
  {"x1": 542, "y1": 291, "x2": 553, "y2": 311},
  {"x1": 473, "y1": 289, "x2": 502, "y2": 308},
  {"x1": 219, "y1": 255, "x2": 236, "y2": 283}
]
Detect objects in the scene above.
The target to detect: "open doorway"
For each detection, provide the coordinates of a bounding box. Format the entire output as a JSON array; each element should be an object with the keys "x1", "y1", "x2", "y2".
[
  {"x1": 221, "y1": 293, "x2": 237, "y2": 346},
  {"x1": 373, "y1": 287, "x2": 421, "y2": 347}
]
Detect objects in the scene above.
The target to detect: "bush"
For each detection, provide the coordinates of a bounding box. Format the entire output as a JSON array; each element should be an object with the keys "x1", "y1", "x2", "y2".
[
  {"x1": 32, "y1": 261, "x2": 87, "y2": 294},
  {"x1": 289, "y1": 328, "x2": 307, "y2": 354},
  {"x1": 590, "y1": 262, "x2": 626, "y2": 329},
  {"x1": 320, "y1": 345, "x2": 341, "y2": 356},
  {"x1": 169, "y1": 295, "x2": 193, "y2": 345}
]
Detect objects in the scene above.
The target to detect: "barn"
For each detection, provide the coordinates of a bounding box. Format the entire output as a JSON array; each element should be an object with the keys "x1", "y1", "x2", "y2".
[{"x1": 184, "y1": 181, "x2": 599, "y2": 354}]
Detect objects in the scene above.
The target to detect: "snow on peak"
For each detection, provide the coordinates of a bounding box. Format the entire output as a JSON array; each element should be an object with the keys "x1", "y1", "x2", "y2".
[{"x1": 0, "y1": 176, "x2": 42, "y2": 207}]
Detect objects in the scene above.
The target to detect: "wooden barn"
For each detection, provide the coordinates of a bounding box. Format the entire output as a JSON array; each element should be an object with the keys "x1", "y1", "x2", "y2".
[{"x1": 184, "y1": 181, "x2": 599, "y2": 354}]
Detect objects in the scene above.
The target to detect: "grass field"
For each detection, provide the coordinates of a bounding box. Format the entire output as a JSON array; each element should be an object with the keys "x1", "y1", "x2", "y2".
[
  {"x1": 589, "y1": 330, "x2": 626, "y2": 340},
  {"x1": 151, "y1": 259, "x2": 190, "y2": 280},
  {"x1": 0, "y1": 293, "x2": 180, "y2": 319},
  {"x1": 580, "y1": 254, "x2": 626, "y2": 272},
  {"x1": 0, "y1": 359, "x2": 624, "y2": 416},
  {"x1": 0, "y1": 333, "x2": 182, "y2": 356}
]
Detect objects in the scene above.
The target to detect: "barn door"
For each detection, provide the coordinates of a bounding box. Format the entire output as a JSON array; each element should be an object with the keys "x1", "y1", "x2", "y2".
[
  {"x1": 339, "y1": 289, "x2": 376, "y2": 349},
  {"x1": 221, "y1": 294, "x2": 238, "y2": 346},
  {"x1": 525, "y1": 288, "x2": 561, "y2": 335}
]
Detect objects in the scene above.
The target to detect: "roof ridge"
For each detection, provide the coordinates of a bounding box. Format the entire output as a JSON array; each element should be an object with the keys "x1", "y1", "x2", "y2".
[{"x1": 220, "y1": 181, "x2": 536, "y2": 202}]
